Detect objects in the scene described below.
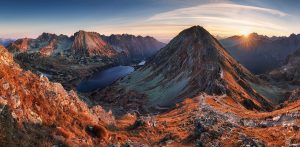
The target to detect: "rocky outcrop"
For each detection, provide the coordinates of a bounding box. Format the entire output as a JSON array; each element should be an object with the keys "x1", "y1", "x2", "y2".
[
  {"x1": 0, "y1": 45, "x2": 112, "y2": 146},
  {"x1": 94, "y1": 26, "x2": 273, "y2": 112},
  {"x1": 101, "y1": 34, "x2": 165, "y2": 62},
  {"x1": 220, "y1": 33, "x2": 300, "y2": 74}
]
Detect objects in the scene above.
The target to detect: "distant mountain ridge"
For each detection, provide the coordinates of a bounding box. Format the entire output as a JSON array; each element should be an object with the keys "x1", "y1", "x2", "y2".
[
  {"x1": 220, "y1": 33, "x2": 300, "y2": 74},
  {"x1": 0, "y1": 38, "x2": 15, "y2": 47},
  {"x1": 101, "y1": 34, "x2": 165, "y2": 61},
  {"x1": 7, "y1": 31, "x2": 165, "y2": 62}
]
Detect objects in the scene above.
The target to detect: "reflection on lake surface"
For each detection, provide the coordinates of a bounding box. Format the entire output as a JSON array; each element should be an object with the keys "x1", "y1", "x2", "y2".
[{"x1": 77, "y1": 66, "x2": 134, "y2": 93}]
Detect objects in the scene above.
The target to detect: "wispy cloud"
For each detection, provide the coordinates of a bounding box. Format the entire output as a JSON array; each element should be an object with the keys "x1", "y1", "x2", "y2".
[
  {"x1": 148, "y1": 3, "x2": 287, "y2": 21},
  {"x1": 117, "y1": 3, "x2": 289, "y2": 42}
]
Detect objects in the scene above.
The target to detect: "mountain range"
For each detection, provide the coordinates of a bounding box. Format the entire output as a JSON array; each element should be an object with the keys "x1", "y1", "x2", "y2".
[
  {"x1": 8, "y1": 31, "x2": 165, "y2": 62},
  {"x1": 1, "y1": 26, "x2": 300, "y2": 146},
  {"x1": 220, "y1": 33, "x2": 300, "y2": 74}
]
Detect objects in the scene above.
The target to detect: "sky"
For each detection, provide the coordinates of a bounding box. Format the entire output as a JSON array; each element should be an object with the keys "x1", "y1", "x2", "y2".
[{"x1": 0, "y1": 0, "x2": 300, "y2": 42}]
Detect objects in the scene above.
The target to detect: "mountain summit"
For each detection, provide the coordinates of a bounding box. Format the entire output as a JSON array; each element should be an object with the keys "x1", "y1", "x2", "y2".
[
  {"x1": 95, "y1": 26, "x2": 273, "y2": 112},
  {"x1": 72, "y1": 31, "x2": 117, "y2": 57}
]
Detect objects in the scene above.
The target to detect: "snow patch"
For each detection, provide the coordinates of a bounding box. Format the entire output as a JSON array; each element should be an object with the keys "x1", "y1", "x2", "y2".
[{"x1": 138, "y1": 60, "x2": 146, "y2": 66}]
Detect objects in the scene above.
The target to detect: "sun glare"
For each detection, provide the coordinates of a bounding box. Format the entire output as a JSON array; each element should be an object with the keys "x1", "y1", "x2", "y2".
[{"x1": 240, "y1": 30, "x2": 250, "y2": 37}]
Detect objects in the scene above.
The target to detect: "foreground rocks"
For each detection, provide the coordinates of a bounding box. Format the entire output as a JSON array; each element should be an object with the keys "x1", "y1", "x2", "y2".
[{"x1": 0, "y1": 46, "x2": 114, "y2": 146}]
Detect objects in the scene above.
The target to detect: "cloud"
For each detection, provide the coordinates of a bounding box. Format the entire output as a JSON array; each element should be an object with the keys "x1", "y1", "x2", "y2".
[{"x1": 148, "y1": 3, "x2": 287, "y2": 21}]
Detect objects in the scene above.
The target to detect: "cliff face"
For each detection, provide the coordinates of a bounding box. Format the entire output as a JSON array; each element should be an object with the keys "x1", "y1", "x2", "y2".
[{"x1": 0, "y1": 45, "x2": 113, "y2": 146}]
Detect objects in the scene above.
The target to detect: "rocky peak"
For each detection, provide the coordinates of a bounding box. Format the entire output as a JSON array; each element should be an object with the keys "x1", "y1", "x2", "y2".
[
  {"x1": 8, "y1": 38, "x2": 32, "y2": 53},
  {"x1": 72, "y1": 30, "x2": 117, "y2": 57},
  {"x1": 148, "y1": 25, "x2": 232, "y2": 73},
  {"x1": 37, "y1": 32, "x2": 58, "y2": 41},
  {"x1": 247, "y1": 33, "x2": 269, "y2": 41},
  {"x1": 289, "y1": 33, "x2": 300, "y2": 38}
]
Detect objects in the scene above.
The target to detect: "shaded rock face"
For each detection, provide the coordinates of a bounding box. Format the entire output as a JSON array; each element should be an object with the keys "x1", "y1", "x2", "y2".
[
  {"x1": 101, "y1": 34, "x2": 165, "y2": 62},
  {"x1": 0, "y1": 45, "x2": 111, "y2": 146},
  {"x1": 269, "y1": 48, "x2": 300, "y2": 85},
  {"x1": 72, "y1": 31, "x2": 117, "y2": 57},
  {"x1": 95, "y1": 26, "x2": 273, "y2": 112},
  {"x1": 220, "y1": 33, "x2": 300, "y2": 74}
]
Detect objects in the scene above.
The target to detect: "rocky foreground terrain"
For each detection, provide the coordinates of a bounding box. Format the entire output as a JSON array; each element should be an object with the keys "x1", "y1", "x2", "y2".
[
  {"x1": 0, "y1": 45, "x2": 114, "y2": 146},
  {"x1": 0, "y1": 26, "x2": 300, "y2": 146}
]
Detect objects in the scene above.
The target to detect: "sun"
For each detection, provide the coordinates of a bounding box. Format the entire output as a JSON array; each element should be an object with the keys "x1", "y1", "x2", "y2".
[{"x1": 240, "y1": 30, "x2": 250, "y2": 37}]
